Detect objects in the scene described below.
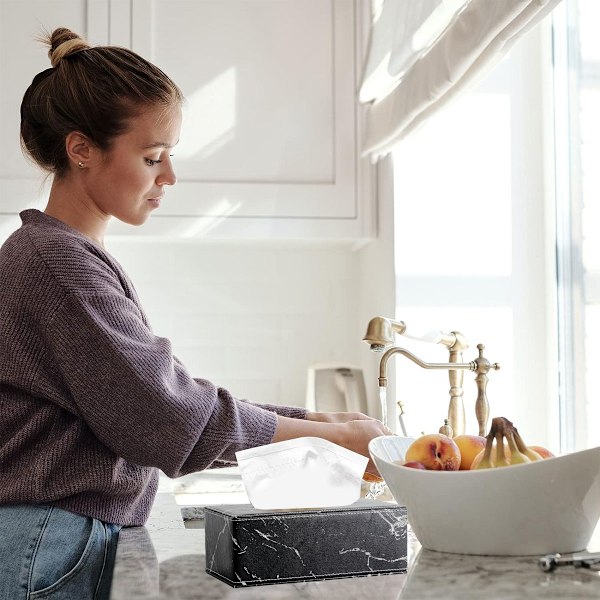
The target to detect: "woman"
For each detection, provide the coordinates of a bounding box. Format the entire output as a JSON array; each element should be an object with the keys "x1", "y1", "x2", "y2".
[{"x1": 0, "y1": 28, "x2": 388, "y2": 599}]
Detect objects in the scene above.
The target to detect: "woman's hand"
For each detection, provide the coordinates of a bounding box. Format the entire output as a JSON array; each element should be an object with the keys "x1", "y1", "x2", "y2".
[
  {"x1": 273, "y1": 414, "x2": 393, "y2": 479},
  {"x1": 337, "y1": 418, "x2": 392, "y2": 478}
]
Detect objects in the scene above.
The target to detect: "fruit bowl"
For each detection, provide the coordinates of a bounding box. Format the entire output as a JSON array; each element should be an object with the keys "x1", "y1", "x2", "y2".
[{"x1": 369, "y1": 435, "x2": 600, "y2": 556}]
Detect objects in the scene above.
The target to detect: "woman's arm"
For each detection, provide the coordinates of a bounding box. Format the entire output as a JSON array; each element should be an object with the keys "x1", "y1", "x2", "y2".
[
  {"x1": 305, "y1": 411, "x2": 375, "y2": 423},
  {"x1": 232, "y1": 396, "x2": 376, "y2": 426},
  {"x1": 233, "y1": 396, "x2": 307, "y2": 420}
]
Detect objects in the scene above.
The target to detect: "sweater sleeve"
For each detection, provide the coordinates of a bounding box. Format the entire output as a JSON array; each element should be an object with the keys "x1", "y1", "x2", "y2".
[
  {"x1": 192, "y1": 383, "x2": 307, "y2": 420},
  {"x1": 42, "y1": 290, "x2": 279, "y2": 477},
  {"x1": 240, "y1": 400, "x2": 307, "y2": 420}
]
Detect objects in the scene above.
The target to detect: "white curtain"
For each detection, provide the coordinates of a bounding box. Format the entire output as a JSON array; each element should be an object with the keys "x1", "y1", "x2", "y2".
[{"x1": 360, "y1": 0, "x2": 563, "y2": 160}]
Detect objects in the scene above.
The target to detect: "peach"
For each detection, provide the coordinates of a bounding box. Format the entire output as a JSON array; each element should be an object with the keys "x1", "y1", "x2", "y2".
[
  {"x1": 405, "y1": 433, "x2": 461, "y2": 471},
  {"x1": 403, "y1": 461, "x2": 427, "y2": 470},
  {"x1": 529, "y1": 445, "x2": 555, "y2": 459},
  {"x1": 453, "y1": 434, "x2": 487, "y2": 470}
]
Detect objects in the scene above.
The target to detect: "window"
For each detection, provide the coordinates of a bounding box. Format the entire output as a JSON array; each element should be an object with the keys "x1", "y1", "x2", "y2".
[
  {"x1": 391, "y1": 21, "x2": 559, "y2": 448},
  {"x1": 553, "y1": 0, "x2": 600, "y2": 451},
  {"x1": 390, "y1": 0, "x2": 598, "y2": 453}
]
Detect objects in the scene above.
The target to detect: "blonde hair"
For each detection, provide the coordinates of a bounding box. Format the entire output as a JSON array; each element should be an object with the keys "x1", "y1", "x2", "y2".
[{"x1": 20, "y1": 27, "x2": 183, "y2": 176}]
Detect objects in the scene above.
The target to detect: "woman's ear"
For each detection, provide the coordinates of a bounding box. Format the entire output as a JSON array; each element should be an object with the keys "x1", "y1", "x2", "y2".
[{"x1": 65, "y1": 131, "x2": 93, "y2": 170}]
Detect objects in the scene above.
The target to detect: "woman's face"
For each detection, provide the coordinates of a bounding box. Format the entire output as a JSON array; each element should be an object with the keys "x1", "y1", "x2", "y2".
[{"x1": 87, "y1": 103, "x2": 182, "y2": 226}]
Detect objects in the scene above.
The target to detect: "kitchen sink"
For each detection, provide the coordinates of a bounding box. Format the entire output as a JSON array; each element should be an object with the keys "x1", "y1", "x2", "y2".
[{"x1": 180, "y1": 506, "x2": 205, "y2": 529}]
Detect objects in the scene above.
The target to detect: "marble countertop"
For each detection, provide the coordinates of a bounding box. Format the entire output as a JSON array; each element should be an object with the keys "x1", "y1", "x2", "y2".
[{"x1": 109, "y1": 479, "x2": 600, "y2": 599}]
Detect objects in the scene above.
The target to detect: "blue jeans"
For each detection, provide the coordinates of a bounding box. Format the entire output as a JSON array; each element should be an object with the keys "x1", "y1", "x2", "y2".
[{"x1": 0, "y1": 504, "x2": 121, "y2": 600}]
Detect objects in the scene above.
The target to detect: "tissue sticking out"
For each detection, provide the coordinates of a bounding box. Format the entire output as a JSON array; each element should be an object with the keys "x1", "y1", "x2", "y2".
[{"x1": 235, "y1": 437, "x2": 369, "y2": 511}]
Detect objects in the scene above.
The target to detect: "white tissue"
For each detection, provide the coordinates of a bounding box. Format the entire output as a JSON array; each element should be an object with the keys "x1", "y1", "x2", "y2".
[{"x1": 236, "y1": 437, "x2": 368, "y2": 510}]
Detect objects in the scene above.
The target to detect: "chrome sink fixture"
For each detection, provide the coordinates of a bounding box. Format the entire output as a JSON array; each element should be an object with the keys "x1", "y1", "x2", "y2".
[{"x1": 363, "y1": 317, "x2": 500, "y2": 437}]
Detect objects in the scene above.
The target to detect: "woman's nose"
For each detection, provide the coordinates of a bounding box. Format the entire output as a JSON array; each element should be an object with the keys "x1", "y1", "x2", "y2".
[{"x1": 157, "y1": 162, "x2": 177, "y2": 186}]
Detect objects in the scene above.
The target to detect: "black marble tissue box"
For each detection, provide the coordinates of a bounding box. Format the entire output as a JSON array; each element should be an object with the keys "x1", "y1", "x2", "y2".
[{"x1": 204, "y1": 499, "x2": 407, "y2": 587}]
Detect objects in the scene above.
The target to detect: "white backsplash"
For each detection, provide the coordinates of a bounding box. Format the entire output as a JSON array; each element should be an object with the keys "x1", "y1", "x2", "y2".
[{"x1": 106, "y1": 239, "x2": 363, "y2": 409}]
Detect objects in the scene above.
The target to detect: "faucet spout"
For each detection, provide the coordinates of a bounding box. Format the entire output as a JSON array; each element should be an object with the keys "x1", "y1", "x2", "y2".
[
  {"x1": 376, "y1": 345, "x2": 498, "y2": 436},
  {"x1": 363, "y1": 316, "x2": 406, "y2": 351},
  {"x1": 363, "y1": 317, "x2": 499, "y2": 436},
  {"x1": 378, "y1": 346, "x2": 476, "y2": 387}
]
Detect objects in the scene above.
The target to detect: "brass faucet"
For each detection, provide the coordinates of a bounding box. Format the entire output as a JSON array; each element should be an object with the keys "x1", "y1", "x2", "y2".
[{"x1": 363, "y1": 317, "x2": 500, "y2": 436}]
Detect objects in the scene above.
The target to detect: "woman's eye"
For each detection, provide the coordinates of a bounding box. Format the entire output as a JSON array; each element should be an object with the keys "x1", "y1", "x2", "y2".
[{"x1": 144, "y1": 158, "x2": 162, "y2": 166}]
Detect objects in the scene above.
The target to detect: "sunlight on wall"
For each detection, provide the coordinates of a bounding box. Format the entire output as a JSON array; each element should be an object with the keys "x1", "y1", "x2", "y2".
[
  {"x1": 179, "y1": 198, "x2": 242, "y2": 238},
  {"x1": 177, "y1": 67, "x2": 237, "y2": 161}
]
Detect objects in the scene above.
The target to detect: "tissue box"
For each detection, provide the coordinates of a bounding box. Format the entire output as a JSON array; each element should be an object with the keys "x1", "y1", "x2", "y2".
[{"x1": 204, "y1": 499, "x2": 407, "y2": 587}]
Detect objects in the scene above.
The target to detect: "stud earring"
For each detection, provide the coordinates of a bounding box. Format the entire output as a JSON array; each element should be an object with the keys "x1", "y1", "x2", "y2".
[{"x1": 77, "y1": 161, "x2": 85, "y2": 169}]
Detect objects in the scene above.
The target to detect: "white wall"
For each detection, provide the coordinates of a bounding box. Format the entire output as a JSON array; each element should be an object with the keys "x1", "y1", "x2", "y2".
[
  {"x1": 106, "y1": 237, "x2": 365, "y2": 409},
  {"x1": 356, "y1": 156, "x2": 398, "y2": 422}
]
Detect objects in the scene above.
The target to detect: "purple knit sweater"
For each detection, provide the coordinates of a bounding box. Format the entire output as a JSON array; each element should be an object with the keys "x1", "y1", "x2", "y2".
[{"x1": 0, "y1": 210, "x2": 306, "y2": 526}]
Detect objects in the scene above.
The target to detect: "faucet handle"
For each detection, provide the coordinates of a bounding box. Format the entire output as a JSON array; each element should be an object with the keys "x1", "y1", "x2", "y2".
[
  {"x1": 473, "y1": 344, "x2": 500, "y2": 436},
  {"x1": 475, "y1": 343, "x2": 500, "y2": 372}
]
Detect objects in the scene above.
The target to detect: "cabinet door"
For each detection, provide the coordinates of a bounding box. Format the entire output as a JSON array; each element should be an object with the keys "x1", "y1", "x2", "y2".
[
  {"x1": 0, "y1": 0, "x2": 373, "y2": 241},
  {"x1": 0, "y1": 0, "x2": 110, "y2": 238},
  {"x1": 106, "y1": 0, "x2": 371, "y2": 240}
]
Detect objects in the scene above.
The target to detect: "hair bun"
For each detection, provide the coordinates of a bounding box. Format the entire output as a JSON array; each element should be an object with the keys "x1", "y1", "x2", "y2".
[{"x1": 47, "y1": 27, "x2": 90, "y2": 67}]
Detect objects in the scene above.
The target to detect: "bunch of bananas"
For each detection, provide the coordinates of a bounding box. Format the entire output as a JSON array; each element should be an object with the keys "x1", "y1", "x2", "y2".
[{"x1": 474, "y1": 416, "x2": 542, "y2": 469}]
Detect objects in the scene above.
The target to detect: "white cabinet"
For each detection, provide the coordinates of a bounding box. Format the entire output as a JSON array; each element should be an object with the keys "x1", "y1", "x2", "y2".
[
  {"x1": 0, "y1": 1, "x2": 88, "y2": 222},
  {"x1": 0, "y1": 0, "x2": 374, "y2": 241}
]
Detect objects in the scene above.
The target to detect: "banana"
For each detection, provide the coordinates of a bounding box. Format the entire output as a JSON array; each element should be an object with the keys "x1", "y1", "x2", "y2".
[
  {"x1": 473, "y1": 416, "x2": 541, "y2": 469},
  {"x1": 505, "y1": 429, "x2": 530, "y2": 464},
  {"x1": 512, "y1": 426, "x2": 543, "y2": 462},
  {"x1": 475, "y1": 429, "x2": 508, "y2": 469},
  {"x1": 494, "y1": 431, "x2": 511, "y2": 467},
  {"x1": 475, "y1": 440, "x2": 494, "y2": 469}
]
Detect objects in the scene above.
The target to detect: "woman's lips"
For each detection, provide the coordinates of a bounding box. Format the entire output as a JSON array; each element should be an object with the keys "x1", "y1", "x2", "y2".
[{"x1": 147, "y1": 196, "x2": 163, "y2": 208}]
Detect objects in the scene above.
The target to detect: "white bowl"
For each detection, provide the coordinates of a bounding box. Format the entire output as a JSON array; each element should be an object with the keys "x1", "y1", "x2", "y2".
[{"x1": 369, "y1": 435, "x2": 600, "y2": 556}]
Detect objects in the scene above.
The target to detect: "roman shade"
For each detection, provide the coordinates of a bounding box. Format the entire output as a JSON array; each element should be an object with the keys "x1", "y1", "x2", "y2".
[{"x1": 360, "y1": 0, "x2": 564, "y2": 160}]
